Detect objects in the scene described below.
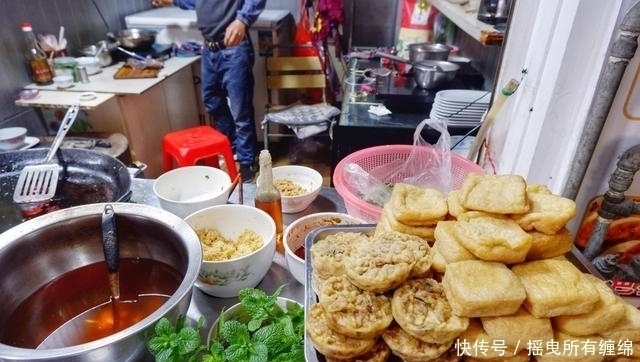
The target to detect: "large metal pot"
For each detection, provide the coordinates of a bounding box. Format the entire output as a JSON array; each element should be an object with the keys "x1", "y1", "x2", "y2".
[
  {"x1": 408, "y1": 42, "x2": 452, "y2": 62},
  {"x1": 413, "y1": 60, "x2": 460, "y2": 89},
  {"x1": 0, "y1": 148, "x2": 131, "y2": 233},
  {"x1": 0, "y1": 202, "x2": 202, "y2": 361},
  {"x1": 108, "y1": 29, "x2": 156, "y2": 50}
]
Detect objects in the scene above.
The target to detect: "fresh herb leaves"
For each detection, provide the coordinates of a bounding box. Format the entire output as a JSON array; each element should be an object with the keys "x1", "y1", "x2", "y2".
[{"x1": 146, "y1": 286, "x2": 304, "y2": 362}]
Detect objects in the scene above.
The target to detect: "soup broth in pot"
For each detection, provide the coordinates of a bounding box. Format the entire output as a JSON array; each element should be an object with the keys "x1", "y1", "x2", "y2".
[{"x1": 0, "y1": 258, "x2": 181, "y2": 349}]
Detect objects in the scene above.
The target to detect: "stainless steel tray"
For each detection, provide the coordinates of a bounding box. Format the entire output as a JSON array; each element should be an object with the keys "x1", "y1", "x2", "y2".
[{"x1": 303, "y1": 224, "x2": 378, "y2": 362}]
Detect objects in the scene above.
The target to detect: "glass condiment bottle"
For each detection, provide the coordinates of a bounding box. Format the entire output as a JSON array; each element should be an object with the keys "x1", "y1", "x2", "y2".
[
  {"x1": 21, "y1": 22, "x2": 53, "y2": 85},
  {"x1": 254, "y1": 149, "x2": 284, "y2": 253}
]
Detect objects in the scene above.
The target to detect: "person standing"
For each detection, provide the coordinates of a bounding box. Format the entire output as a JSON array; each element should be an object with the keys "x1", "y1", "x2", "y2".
[{"x1": 153, "y1": 0, "x2": 265, "y2": 182}]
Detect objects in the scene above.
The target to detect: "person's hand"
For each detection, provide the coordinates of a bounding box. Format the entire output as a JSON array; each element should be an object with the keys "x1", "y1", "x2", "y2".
[
  {"x1": 151, "y1": 0, "x2": 173, "y2": 7},
  {"x1": 224, "y1": 20, "x2": 247, "y2": 47}
]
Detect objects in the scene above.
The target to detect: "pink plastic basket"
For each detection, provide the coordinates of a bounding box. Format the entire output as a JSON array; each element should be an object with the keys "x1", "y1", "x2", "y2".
[{"x1": 333, "y1": 144, "x2": 484, "y2": 223}]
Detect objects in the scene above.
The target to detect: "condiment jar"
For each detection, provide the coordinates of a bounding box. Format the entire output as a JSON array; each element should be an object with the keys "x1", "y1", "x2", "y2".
[{"x1": 254, "y1": 150, "x2": 284, "y2": 253}]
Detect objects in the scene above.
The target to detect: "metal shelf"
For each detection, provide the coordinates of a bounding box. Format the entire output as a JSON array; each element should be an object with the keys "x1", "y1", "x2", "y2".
[{"x1": 429, "y1": 0, "x2": 505, "y2": 46}]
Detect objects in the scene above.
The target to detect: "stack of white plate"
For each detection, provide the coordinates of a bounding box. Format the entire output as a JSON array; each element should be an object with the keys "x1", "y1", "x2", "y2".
[{"x1": 429, "y1": 89, "x2": 491, "y2": 127}]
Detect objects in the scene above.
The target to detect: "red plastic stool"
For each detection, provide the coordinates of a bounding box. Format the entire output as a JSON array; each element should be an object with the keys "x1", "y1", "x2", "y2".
[{"x1": 162, "y1": 126, "x2": 238, "y2": 179}]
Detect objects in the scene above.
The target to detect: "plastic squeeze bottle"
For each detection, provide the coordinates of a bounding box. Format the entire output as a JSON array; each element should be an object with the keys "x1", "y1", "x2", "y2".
[{"x1": 254, "y1": 149, "x2": 284, "y2": 253}]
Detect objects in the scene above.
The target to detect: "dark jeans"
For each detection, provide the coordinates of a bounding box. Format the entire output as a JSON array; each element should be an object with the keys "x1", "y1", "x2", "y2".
[{"x1": 201, "y1": 37, "x2": 257, "y2": 166}]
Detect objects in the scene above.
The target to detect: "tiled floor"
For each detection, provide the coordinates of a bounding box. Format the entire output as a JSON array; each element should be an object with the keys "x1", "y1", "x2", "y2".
[{"x1": 268, "y1": 136, "x2": 333, "y2": 186}]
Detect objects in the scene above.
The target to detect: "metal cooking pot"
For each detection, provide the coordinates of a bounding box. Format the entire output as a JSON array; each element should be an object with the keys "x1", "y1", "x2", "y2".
[
  {"x1": 0, "y1": 202, "x2": 202, "y2": 361},
  {"x1": 413, "y1": 60, "x2": 460, "y2": 89},
  {"x1": 375, "y1": 51, "x2": 459, "y2": 89},
  {"x1": 0, "y1": 148, "x2": 131, "y2": 233},
  {"x1": 108, "y1": 28, "x2": 156, "y2": 50},
  {"x1": 408, "y1": 42, "x2": 451, "y2": 62}
]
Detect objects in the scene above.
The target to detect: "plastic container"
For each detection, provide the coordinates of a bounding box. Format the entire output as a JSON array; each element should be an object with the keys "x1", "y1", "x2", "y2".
[
  {"x1": 344, "y1": 75, "x2": 376, "y2": 102},
  {"x1": 332, "y1": 144, "x2": 484, "y2": 222}
]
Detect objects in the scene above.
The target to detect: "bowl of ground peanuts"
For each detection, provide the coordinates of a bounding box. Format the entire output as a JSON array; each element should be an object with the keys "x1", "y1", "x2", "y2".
[
  {"x1": 272, "y1": 165, "x2": 323, "y2": 213},
  {"x1": 184, "y1": 204, "x2": 276, "y2": 297}
]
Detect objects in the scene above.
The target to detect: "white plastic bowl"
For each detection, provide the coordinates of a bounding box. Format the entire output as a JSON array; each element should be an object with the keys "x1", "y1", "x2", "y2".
[
  {"x1": 272, "y1": 165, "x2": 323, "y2": 213},
  {"x1": 75, "y1": 56, "x2": 101, "y2": 75},
  {"x1": 184, "y1": 204, "x2": 276, "y2": 298},
  {"x1": 53, "y1": 75, "x2": 73, "y2": 89},
  {"x1": 0, "y1": 127, "x2": 27, "y2": 151},
  {"x1": 283, "y1": 212, "x2": 364, "y2": 285},
  {"x1": 153, "y1": 166, "x2": 232, "y2": 218}
]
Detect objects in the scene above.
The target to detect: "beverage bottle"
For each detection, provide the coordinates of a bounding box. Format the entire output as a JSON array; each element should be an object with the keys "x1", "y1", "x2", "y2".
[
  {"x1": 254, "y1": 149, "x2": 284, "y2": 253},
  {"x1": 21, "y1": 22, "x2": 53, "y2": 85}
]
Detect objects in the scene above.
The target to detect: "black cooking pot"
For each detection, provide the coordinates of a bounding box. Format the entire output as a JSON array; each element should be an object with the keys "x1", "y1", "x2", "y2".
[{"x1": 0, "y1": 148, "x2": 131, "y2": 233}]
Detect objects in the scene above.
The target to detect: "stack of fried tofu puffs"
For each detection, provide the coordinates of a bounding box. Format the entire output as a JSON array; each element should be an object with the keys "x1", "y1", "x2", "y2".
[{"x1": 307, "y1": 173, "x2": 640, "y2": 362}]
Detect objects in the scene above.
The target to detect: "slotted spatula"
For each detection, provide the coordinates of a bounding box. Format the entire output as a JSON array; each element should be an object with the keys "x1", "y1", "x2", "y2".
[{"x1": 13, "y1": 104, "x2": 80, "y2": 203}]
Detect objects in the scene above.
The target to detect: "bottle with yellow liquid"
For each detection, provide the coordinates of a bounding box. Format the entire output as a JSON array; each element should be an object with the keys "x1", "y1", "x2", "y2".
[{"x1": 254, "y1": 150, "x2": 284, "y2": 253}]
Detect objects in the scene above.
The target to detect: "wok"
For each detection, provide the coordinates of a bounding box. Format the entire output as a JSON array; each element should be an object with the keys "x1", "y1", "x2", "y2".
[
  {"x1": 108, "y1": 28, "x2": 156, "y2": 50},
  {"x1": 0, "y1": 148, "x2": 131, "y2": 233}
]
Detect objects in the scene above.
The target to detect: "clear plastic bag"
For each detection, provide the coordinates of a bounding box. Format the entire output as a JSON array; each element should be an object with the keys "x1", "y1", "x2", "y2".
[
  {"x1": 344, "y1": 118, "x2": 453, "y2": 205},
  {"x1": 393, "y1": 117, "x2": 452, "y2": 193}
]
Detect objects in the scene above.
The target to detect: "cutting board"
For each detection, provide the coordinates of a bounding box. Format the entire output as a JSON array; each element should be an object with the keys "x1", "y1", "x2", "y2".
[{"x1": 113, "y1": 65, "x2": 161, "y2": 79}]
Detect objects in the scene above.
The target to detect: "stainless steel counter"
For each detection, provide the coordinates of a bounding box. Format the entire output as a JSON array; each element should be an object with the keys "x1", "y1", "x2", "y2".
[{"x1": 129, "y1": 178, "x2": 346, "y2": 339}]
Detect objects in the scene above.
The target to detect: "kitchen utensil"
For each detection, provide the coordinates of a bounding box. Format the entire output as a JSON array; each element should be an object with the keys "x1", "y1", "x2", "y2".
[
  {"x1": 413, "y1": 60, "x2": 459, "y2": 89},
  {"x1": 102, "y1": 204, "x2": 120, "y2": 302},
  {"x1": 110, "y1": 29, "x2": 156, "y2": 50},
  {"x1": 408, "y1": 42, "x2": 451, "y2": 62},
  {"x1": 0, "y1": 148, "x2": 132, "y2": 233},
  {"x1": 0, "y1": 202, "x2": 201, "y2": 361},
  {"x1": 116, "y1": 46, "x2": 146, "y2": 61},
  {"x1": 374, "y1": 51, "x2": 458, "y2": 88},
  {"x1": 13, "y1": 104, "x2": 79, "y2": 203},
  {"x1": 467, "y1": 78, "x2": 520, "y2": 162}
]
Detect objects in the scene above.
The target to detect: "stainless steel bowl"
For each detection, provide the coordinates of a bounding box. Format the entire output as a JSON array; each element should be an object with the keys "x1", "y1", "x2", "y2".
[
  {"x1": 0, "y1": 203, "x2": 202, "y2": 362},
  {"x1": 408, "y1": 42, "x2": 452, "y2": 62},
  {"x1": 412, "y1": 60, "x2": 460, "y2": 89}
]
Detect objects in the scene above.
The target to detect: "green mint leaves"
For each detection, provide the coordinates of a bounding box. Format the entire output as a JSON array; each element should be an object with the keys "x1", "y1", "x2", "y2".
[{"x1": 146, "y1": 286, "x2": 304, "y2": 362}]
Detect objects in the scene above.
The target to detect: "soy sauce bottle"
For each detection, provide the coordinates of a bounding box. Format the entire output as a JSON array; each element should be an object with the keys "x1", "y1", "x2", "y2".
[{"x1": 254, "y1": 150, "x2": 284, "y2": 253}]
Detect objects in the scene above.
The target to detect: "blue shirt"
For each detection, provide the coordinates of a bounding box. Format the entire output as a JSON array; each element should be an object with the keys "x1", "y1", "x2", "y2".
[{"x1": 173, "y1": 0, "x2": 266, "y2": 40}]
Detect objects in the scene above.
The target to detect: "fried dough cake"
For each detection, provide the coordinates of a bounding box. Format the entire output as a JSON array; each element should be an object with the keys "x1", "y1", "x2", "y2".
[
  {"x1": 382, "y1": 323, "x2": 454, "y2": 362},
  {"x1": 319, "y1": 275, "x2": 393, "y2": 339},
  {"x1": 325, "y1": 339, "x2": 391, "y2": 362},
  {"x1": 511, "y1": 259, "x2": 600, "y2": 318},
  {"x1": 345, "y1": 234, "x2": 417, "y2": 293},
  {"x1": 510, "y1": 189, "x2": 577, "y2": 235},
  {"x1": 392, "y1": 278, "x2": 469, "y2": 344},
  {"x1": 458, "y1": 173, "x2": 529, "y2": 214},
  {"x1": 374, "y1": 230, "x2": 433, "y2": 278},
  {"x1": 442, "y1": 260, "x2": 526, "y2": 317},
  {"x1": 451, "y1": 215, "x2": 532, "y2": 264},
  {"x1": 310, "y1": 231, "x2": 369, "y2": 279},
  {"x1": 306, "y1": 303, "x2": 376, "y2": 360},
  {"x1": 390, "y1": 183, "x2": 448, "y2": 226},
  {"x1": 552, "y1": 274, "x2": 626, "y2": 336}
]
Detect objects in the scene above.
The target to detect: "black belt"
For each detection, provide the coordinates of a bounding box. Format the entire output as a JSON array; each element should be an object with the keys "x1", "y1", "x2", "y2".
[{"x1": 204, "y1": 37, "x2": 226, "y2": 52}]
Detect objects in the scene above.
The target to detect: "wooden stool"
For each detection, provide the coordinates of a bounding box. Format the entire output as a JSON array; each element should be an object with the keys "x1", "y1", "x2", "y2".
[{"x1": 162, "y1": 126, "x2": 238, "y2": 179}]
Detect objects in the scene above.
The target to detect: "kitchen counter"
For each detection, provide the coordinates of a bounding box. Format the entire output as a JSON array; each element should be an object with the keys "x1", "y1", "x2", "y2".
[
  {"x1": 15, "y1": 56, "x2": 202, "y2": 178},
  {"x1": 23, "y1": 56, "x2": 199, "y2": 95},
  {"x1": 130, "y1": 178, "x2": 346, "y2": 340},
  {"x1": 331, "y1": 57, "x2": 481, "y2": 169}
]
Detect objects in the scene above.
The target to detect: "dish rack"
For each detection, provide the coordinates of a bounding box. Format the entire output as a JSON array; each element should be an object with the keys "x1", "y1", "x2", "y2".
[{"x1": 332, "y1": 144, "x2": 483, "y2": 222}]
